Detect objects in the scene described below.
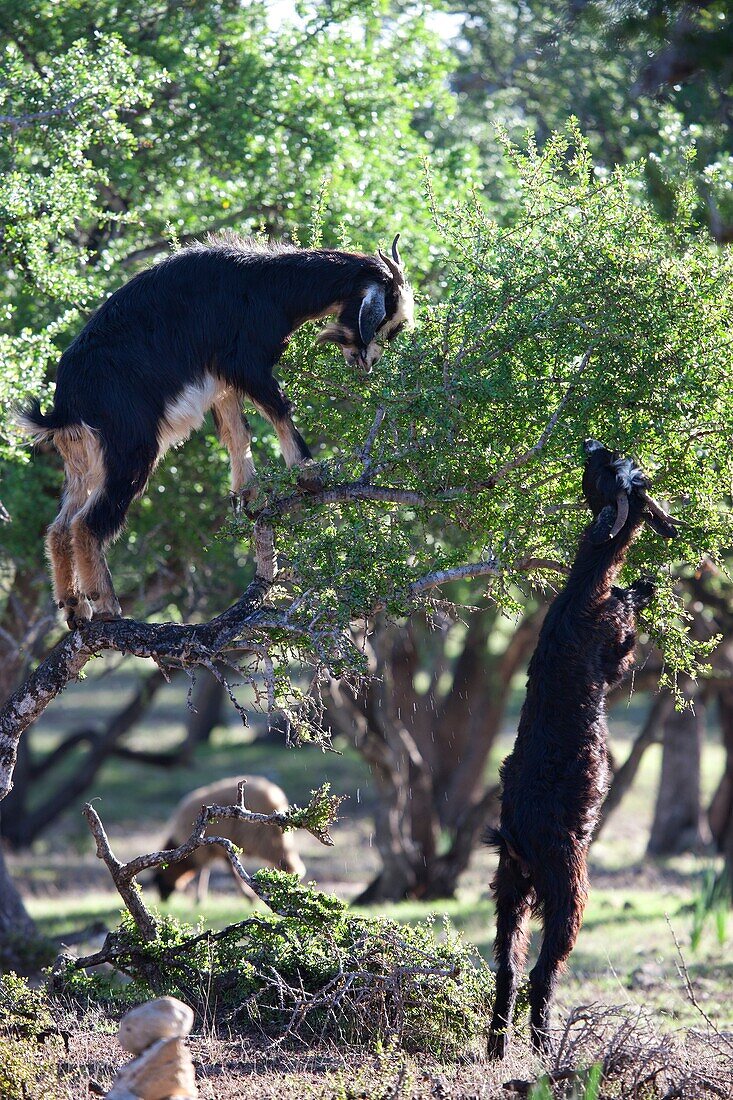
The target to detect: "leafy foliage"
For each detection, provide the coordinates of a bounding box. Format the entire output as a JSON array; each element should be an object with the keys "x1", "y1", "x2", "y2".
[
  {"x1": 0, "y1": 974, "x2": 66, "y2": 1100},
  {"x1": 234, "y1": 124, "x2": 733, "y2": 692},
  {"x1": 448, "y1": 1, "x2": 733, "y2": 232},
  {"x1": 0, "y1": 0, "x2": 467, "y2": 604},
  {"x1": 283, "y1": 782, "x2": 345, "y2": 845},
  {"x1": 58, "y1": 874, "x2": 496, "y2": 1056}
]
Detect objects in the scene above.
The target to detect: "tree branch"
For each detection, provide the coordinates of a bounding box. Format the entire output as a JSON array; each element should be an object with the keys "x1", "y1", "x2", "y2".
[
  {"x1": 0, "y1": 95, "x2": 90, "y2": 132},
  {"x1": 477, "y1": 346, "x2": 594, "y2": 489},
  {"x1": 0, "y1": 576, "x2": 272, "y2": 800}
]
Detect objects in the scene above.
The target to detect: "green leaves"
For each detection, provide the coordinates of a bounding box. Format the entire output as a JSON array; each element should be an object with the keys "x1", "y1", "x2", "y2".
[{"x1": 229, "y1": 126, "x2": 732, "y2": 680}]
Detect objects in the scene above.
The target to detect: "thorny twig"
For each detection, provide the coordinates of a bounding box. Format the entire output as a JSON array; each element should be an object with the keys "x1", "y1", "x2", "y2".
[
  {"x1": 479, "y1": 346, "x2": 594, "y2": 489},
  {"x1": 667, "y1": 916, "x2": 733, "y2": 1056}
]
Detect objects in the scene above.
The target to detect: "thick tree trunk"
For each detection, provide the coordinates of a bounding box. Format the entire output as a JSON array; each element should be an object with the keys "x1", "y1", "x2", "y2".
[
  {"x1": 437, "y1": 607, "x2": 545, "y2": 826},
  {"x1": 0, "y1": 834, "x2": 37, "y2": 968},
  {"x1": 332, "y1": 607, "x2": 543, "y2": 902},
  {"x1": 647, "y1": 685, "x2": 709, "y2": 856}
]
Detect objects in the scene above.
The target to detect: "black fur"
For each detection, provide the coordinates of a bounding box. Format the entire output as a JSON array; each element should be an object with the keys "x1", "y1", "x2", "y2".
[
  {"x1": 22, "y1": 236, "x2": 400, "y2": 544},
  {"x1": 486, "y1": 443, "x2": 676, "y2": 1059}
]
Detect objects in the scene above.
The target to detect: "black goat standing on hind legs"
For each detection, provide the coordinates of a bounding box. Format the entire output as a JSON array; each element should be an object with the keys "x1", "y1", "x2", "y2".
[
  {"x1": 486, "y1": 439, "x2": 681, "y2": 1059},
  {"x1": 19, "y1": 233, "x2": 413, "y2": 629}
]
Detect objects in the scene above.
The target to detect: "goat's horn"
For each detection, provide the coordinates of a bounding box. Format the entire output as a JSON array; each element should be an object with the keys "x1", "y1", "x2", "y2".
[
  {"x1": 609, "y1": 491, "x2": 629, "y2": 539},
  {"x1": 391, "y1": 233, "x2": 401, "y2": 265},
  {"x1": 378, "y1": 244, "x2": 405, "y2": 287},
  {"x1": 638, "y1": 489, "x2": 686, "y2": 526}
]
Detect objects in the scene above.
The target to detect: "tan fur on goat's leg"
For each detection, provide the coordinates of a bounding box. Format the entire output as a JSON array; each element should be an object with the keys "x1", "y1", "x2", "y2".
[
  {"x1": 46, "y1": 523, "x2": 85, "y2": 627},
  {"x1": 49, "y1": 426, "x2": 110, "y2": 626},
  {"x1": 264, "y1": 410, "x2": 322, "y2": 492},
  {"x1": 70, "y1": 516, "x2": 121, "y2": 622},
  {"x1": 272, "y1": 416, "x2": 306, "y2": 469},
  {"x1": 46, "y1": 471, "x2": 92, "y2": 627},
  {"x1": 195, "y1": 865, "x2": 211, "y2": 905},
  {"x1": 212, "y1": 390, "x2": 257, "y2": 501}
]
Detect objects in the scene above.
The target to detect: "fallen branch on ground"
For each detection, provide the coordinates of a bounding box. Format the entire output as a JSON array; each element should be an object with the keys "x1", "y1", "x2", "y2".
[{"x1": 76, "y1": 781, "x2": 343, "y2": 947}]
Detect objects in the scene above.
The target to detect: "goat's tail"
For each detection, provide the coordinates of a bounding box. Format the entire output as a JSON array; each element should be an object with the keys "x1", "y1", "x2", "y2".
[
  {"x1": 15, "y1": 398, "x2": 72, "y2": 445},
  {"x1": 484, "y1": 826, "x2": 505, "y2": 854},
  {"x1": 485, "y1": 824, "x2": 532, "y2": 880}
]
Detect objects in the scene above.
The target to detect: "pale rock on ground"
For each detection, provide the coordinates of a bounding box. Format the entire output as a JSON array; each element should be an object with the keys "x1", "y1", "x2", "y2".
[{"x1": 106, "y1": 996, "x2": 198, "y2": 1099}]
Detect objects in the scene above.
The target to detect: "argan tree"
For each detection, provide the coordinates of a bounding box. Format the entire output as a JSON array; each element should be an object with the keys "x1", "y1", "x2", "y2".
[
  {"x1": 3, "y1": 123, "x2": 732, "y2": 926},
  {"x1": 0, "y1": 0, "x2": 467, "y2": 869}
]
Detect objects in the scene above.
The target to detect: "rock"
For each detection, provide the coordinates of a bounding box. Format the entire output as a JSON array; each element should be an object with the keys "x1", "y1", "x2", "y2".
[
  {"x1": 106, "y1": 1037, "x2": 197, "y2": 1099},
  {"x1": 118, "y1": 997, "x2": 194, "y2": 1055}
]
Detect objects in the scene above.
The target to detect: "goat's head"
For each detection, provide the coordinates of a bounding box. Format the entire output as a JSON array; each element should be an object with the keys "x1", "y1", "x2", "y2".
[
  {"x1": 317, "y1": 234, "x2": 415, "y2": 373},
  {"x1": 150, "y1": 844, "x2": 196, "y2": 900},
  {"x1": 582, "y1": 439, "x2": 680, "y2": 542}
]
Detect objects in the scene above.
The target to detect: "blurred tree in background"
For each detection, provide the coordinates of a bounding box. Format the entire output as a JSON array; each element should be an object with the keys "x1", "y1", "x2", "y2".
[{"x1": 448, "y1": 0, "x2": 733, "y2": 234}]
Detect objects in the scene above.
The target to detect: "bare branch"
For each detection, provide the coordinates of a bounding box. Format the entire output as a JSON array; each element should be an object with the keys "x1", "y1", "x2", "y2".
[
  {"x1": 358, "y1": 406, "x2": 387, "y2": 483},
  {"x1": 0, "y1": 95, "x2": 90, "y2": 132},
  {"x1": 0, "y1": 576, "x2": 272, "y2": 800},
  {"x1": 82, "y1": 803, "x2": 158, "y2": 940},
  {"x1": 77, "y1": 785, "x2": 342, "y2": 944}
]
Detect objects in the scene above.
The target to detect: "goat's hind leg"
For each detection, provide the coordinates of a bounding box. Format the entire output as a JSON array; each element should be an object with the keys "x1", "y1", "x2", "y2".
[
  {"x1": 46, "y1": 481, "x2": 92, "y2": 629},
  {"x1": 70, "y1": 514, "x2": 121, "y2": 624},
  {"x1": 487, "y1": 852, "x2": 532, "y2": 1060},
  {"x1": 72, "y1": 460, "x2": 153, "y2": 623},
  {"x1": 529, "y1": 870, "x2": 586, "y2": 1055}
]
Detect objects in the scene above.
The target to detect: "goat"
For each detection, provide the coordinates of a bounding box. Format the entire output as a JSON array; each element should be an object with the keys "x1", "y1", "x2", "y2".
[
  {"x1": 19, "y1": 233, "x2": 414, "y2": 628},
  {"x1": 152, "y1": 776, "x2": 306, "y2": 903},
  {"x1": 486, "y1": 439, "x2": 680, "y2": 1058}
]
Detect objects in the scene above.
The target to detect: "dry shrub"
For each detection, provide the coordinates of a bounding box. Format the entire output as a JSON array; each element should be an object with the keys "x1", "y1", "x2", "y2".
[
  {"x1": 536, "y1": 1002, "x2": 733, "y2": 1099},
  {"x1": 56, "y1": 871, "x2": 495, "y2": 1058}
]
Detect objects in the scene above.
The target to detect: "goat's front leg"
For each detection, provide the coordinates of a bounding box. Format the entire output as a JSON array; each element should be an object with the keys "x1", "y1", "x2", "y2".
[
  {"x1": 250, "y1": 377, "x2": 323, "y2": 493},
  {"x1": 626, "y1": 575, "x2": 656, "y2": 610},
  {"x1": 212, "y1": 391, "x2": 258, "y2": 513}
]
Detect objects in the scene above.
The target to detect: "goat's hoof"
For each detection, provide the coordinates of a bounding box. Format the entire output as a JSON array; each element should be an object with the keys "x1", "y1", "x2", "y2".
[
  {"x1": 60, "y1": 596, "x2": 92, "y2": 630},
  {"x1": 90, "y1": 610, "x2": 122, "y2": 624},
  {"x1": 296, "y1": 462, "x2": 323, "y2": 495},
  {"x1": 487, "y1": 1032, "x2": 508, "y2": 1061},
  {"x1": 230, "y1": 486, "x2": 259, "y2": 519}
]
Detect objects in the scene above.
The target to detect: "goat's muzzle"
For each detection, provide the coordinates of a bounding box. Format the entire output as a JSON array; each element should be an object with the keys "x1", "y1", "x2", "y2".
[{"x1": 344, "y1": 343, "x2": 382, "y2": 374}]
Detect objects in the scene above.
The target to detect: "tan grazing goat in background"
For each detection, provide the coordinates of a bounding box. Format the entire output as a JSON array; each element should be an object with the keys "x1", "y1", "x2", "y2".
[{"x1": 152, "y1": 776, "x2": 306, "y2": 902}]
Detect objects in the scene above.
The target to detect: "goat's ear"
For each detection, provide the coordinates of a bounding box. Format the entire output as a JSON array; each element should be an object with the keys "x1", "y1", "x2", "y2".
[{"x1": 358, "y1": 284, "x2": 387, "y2": 345}]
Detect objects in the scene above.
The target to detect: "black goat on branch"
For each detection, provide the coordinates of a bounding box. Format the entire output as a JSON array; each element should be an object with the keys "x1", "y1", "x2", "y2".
[
  {"x1": 20, "y1": 233, "x2": 413, "y2": 628},
  {"x1": 487, "y1": 440, "x2": 680, "y2": 1058}
]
